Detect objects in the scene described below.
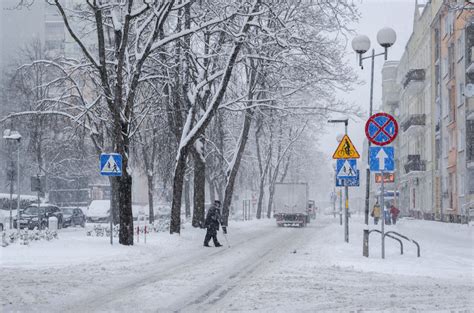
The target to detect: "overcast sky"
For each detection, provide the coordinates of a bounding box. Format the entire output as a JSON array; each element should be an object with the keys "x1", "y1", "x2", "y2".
[{"x1": 321, "y1": 0, "x2": 415, "y2": 161}]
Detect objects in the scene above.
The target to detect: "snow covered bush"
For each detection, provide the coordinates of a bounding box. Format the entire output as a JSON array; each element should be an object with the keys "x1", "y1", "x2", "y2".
[{"x1": 1, "y1": 228, "x2": 58, "y2": 247}]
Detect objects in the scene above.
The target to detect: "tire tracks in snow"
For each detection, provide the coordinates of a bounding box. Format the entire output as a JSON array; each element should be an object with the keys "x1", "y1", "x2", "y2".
[
  {"x1": 173, "y1": 225, "x2": 317, "y2": 313},
  {"x1": 56, "y1": 224, "x2": 283, "y2": 313}
]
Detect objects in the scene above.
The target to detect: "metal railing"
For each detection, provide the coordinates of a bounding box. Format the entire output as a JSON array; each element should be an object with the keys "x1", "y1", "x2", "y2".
[
  {"x1": 368, "y1": 229, "x2": 421, "y2": 257},
  {"x1": 403, "y1": 69, "x2": 425, "y2": 89},
  {"x1": 369, "y1": 229, "x2": 403, "y2": 255}
]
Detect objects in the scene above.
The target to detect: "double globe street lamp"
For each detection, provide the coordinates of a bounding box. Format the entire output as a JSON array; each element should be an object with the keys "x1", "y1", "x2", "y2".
[{"x1": 351, "y1": 27, "x2": 396, "y2": 257}]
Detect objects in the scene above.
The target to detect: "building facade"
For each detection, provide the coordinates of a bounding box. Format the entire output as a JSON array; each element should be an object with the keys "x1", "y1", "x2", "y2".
[{"x1": 384, "y1": 0, "x2": 473, "y2": 222}]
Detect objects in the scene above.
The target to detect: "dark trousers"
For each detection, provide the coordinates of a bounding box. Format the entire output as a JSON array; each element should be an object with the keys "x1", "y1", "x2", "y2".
[
  {"x1": 374, "y1": 217, "x2": 379, "y2": 225},
  {"x1": 204, "y1": 228, "x2": 220, "y2": 246},
  {"x1": 392, "y1": 216, "x2": 397, "y2": 225}
]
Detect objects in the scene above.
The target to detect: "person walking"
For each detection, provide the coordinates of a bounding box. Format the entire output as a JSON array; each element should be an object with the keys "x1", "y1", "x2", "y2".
[
  {"x1": 203, "y1": 200, "x2": 227, "y2": 247},
  {"x1": 371, "y1": 201, "x2": 381, "y2": 225},
  {"x1": 390, "y1": 203, "x2": 400, "y2": 225}
]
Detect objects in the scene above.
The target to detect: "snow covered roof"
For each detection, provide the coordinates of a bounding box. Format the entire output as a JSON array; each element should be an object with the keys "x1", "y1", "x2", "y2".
[{"x1": 0, "y1": 193, "x2": 38, "y2": 200}]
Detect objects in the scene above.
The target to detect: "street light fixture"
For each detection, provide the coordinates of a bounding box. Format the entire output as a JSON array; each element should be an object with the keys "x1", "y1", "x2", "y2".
[
  {"x1": 3, "y1": 129, "x2": 22, "y2": 233},
  {"x1": 351, "y1": 27, "x2": 396, "y2": 257}
]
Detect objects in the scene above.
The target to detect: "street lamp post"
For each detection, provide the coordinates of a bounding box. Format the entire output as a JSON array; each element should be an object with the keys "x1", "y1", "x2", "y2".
[
  {"x1": 3, "y1": 129, "x2": 22, "y2": 234},
  {"x1": 328, "y1": 119, "x2": 350, "y2": 243},
  {"x1": 351, "y1": 27, "x2": 396, "y2": 257}
]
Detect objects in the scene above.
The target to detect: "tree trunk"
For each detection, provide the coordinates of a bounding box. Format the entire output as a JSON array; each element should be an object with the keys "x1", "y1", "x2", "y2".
[
  {"x1": 256, "y1": 141, "x2": 271, "y2": 219},
  {"x1": 184, "y1": 177, "x2": 191, "y2": 219},
  {"x1": 170, "y1": 148, "x2": 188, "y2": 234},
  {"x1": 267, "y1": 184, "x2": 275, "y2": 219},
  {"x1": 147, "y1": 174, "x2": 155, "y2": 224},
  {"x1": 118, "y1": 173, "x2": 133, "y2": 245},
  {"x1": 191, "y1": 147, "x2": 206, "y2": 228},
  {"x1": 222, "y1": 109, "x2": 253, "y2": 225},
  {"x1": 206, "y1": 174, "x2": 216, "y2": 203}
]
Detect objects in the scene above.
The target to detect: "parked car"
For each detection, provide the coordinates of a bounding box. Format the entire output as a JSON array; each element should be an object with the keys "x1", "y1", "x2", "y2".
[
  {"x1": 13, "y1": 204, "x2": 63, "y2": 230},
  {"x1": 61, "y1": 207, "x2": 86, "y2": 227},
  {"x1": 87, "y1": 200, "x2": 110, "y2": 223}
]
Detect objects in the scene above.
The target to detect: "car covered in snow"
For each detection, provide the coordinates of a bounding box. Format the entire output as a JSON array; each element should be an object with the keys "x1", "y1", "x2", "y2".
[
  {"x1": 61, "y1": 207, "x2": 86, "y2": 227},
  {"x1": 13, "y1": 204, "x2": 63, "y2": 230},
  {"x1": 86, "y1": 200, "x2": 110, "y2": 223}
]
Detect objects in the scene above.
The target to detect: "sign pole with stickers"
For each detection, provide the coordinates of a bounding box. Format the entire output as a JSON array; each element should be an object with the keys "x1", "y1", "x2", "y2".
[
  {"x1": 364, "y1": 113, "x2": 398, "y2": 259},
  {"x1": 330, "y1": 119, "x2": 360, "y2": 244}
]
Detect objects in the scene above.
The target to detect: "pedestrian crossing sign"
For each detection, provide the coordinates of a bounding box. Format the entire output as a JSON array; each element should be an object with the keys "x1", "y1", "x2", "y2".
[
  {"x1": 332, "y1": 135, "x2": 360, "y2": 159},
  {"x1": 100, "y1": 153, "x2": 122, "y2": 176},
  {"x1": 336, "y1": 159, "x2": 358, "y2": 179}
]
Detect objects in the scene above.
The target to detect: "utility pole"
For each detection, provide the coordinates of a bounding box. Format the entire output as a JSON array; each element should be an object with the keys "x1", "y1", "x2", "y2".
[
  {"x1": 339, "y1": 189, "x2": 343, "y2": 225},
  {"x1": 328, "y1": 119, "x2": 350, "y2": 242},
  {"x1": 381, "y1": 170, "x2": 386, "y2": 258},
  {"x1": 344, "y1": 121, "x2": 349, "y2": 243}
]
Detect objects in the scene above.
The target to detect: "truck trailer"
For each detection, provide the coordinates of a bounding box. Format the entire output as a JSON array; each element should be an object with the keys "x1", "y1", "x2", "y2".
[{"x1": 273, "y1": 183, "x2": 309, "y2": 227}]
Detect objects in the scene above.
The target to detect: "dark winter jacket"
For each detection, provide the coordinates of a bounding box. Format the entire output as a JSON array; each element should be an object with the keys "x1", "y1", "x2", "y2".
[
  {"x1": 204, "y1": 206, "x2": 222, "y2": 231},
  {"x1": 390, "y1": 206, "x2": 400, "y2": 218}
]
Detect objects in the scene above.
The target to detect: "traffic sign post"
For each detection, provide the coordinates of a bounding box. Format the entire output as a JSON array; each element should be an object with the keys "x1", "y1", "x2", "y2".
[
  {"x1": 365, "y1": 113, "x2": 398, "y2": 146},
  {"x1": 369, "y1": 146, "x2": 394, "y2": 172},
  {"x1": 365, "y1": 112, "x2": 399, "y2": 259},
  {"x1": 332, "y1": 135, "x2": 360, "y2": 159},
  {"x1": 99, "y1": 153, "x2": 122, "y2": 246},
  {"x1": 336, "y1": 159, "x2": 358, "y2": 179},
  {"x1": 335, "y1": 170, "x2": 360, "y2": 187},
  {"x1": 375, "y1": 172, "x2": 395, "y2": 183},
  {"x1": 100, "y1": 153, "x2": 122, "y2": 176}
]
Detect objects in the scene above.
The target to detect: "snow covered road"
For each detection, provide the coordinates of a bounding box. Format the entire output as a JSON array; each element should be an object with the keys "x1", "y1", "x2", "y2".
[{"x1": 1, "y1": 216, "x2": 473, "y2": 312}]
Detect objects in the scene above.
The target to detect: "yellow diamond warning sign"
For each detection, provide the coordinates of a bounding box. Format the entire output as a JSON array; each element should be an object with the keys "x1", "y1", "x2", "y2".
[{"x1": 332, "y1": 135, "x2": 360, "y2": 159}]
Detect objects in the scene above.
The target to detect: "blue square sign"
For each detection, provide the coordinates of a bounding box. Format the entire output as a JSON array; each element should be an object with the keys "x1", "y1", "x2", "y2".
[
  {"x1": 336, "y1": 159, "x2": 358, "y2": 179},
  {"x1": 336, "y1": 170, "x2": 360, "y2": 187},
  {"x1": 369, "y1": 147, "x2": 394, "y2": 172},
  {"x1": 100, "y1": 153, "x2": 122, "y2": 176}
]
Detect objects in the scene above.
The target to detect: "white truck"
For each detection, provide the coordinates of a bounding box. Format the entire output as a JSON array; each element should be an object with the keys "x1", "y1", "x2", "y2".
[{"x1": 273, "y1": 183, "x2": 309, "y2": 227}]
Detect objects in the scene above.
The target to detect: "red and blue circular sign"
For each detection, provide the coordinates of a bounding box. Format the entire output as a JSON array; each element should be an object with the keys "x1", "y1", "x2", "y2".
[{"x1": 365, "y1": 113, "x2": 398, "y2": 146}]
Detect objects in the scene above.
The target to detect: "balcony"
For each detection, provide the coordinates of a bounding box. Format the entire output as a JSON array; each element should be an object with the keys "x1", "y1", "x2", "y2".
[
  {"x1": 466, "y1": 47, "x2": 474, "y2": 74},
  {"x1": 402, "y1": 69, "x2": 425, "y2": 95},
  {"x1": 402, "y1": 114, "x2": 426, "y2": 133},
  {"x1": 404, "y1": 155, "x2": 426, "y2": 174}
]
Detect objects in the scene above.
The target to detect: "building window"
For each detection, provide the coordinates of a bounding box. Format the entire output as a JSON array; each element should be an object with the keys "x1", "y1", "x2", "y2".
[
  {"x1": 449, "y1": 173, "x2": 455, "y2": 208},
  {"x1": 467, "y1": 120, "x2": 474, "y2": 162},
  {"x1": 449, "y1": 128, "x2": 455, "y2": 151},
  {"x1": 448, "y1": 44, "x2": 455, "y2": 79},
  {"x1": 469, "y1": 169, "x2": 474, "y2": 195},
  {"x1": 457, "y1": 33, "x2": 465, "y2": 61},
  {"x1": 434, "y1": 28, "x2": 440, "y2": 61},
  {"x1": 458, "y1": 126, "x2": 465, "y2": 152},
  {"x1": 444, "y1": 135, "x2": 449, "y2": 157},
  {"x1": 442, "y1": 57, "x2": 448, "y2": 78},
  {"x1": 458, "y1": 83, "x2": 465, "y2": 107},
  {"x1": 459, "y1": 173, "x2": 465, "y2": 196},
  {"x1": 448, "y1": 87, "x2": 456, "y2": 123}
]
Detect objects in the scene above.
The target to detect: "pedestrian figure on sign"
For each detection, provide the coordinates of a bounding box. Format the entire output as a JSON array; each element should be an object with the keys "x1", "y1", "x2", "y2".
[
  {"x1": 112, "y1": 163, "x2": 118, "y2": 172},
  {"x1": 203, "y1": 200, "x2": 227, "y2": 247},
  {"x1": 390, "y1": 202, "x2": 400, "y2": 225},
  {"x1": 371, "y1": 200, "x2": 381, "y2": 225}
]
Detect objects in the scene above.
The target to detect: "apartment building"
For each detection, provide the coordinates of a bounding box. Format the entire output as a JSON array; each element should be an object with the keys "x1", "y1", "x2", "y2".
[
  {"x1": 396, "y1": 2, "x2": 434, "y2": 219},
  {"x1": 432, "y1": 0, "x2": 473, "y2": 221},
  {"x1": 383, "y1": 0, "x2": 473, "y2": 222}
]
